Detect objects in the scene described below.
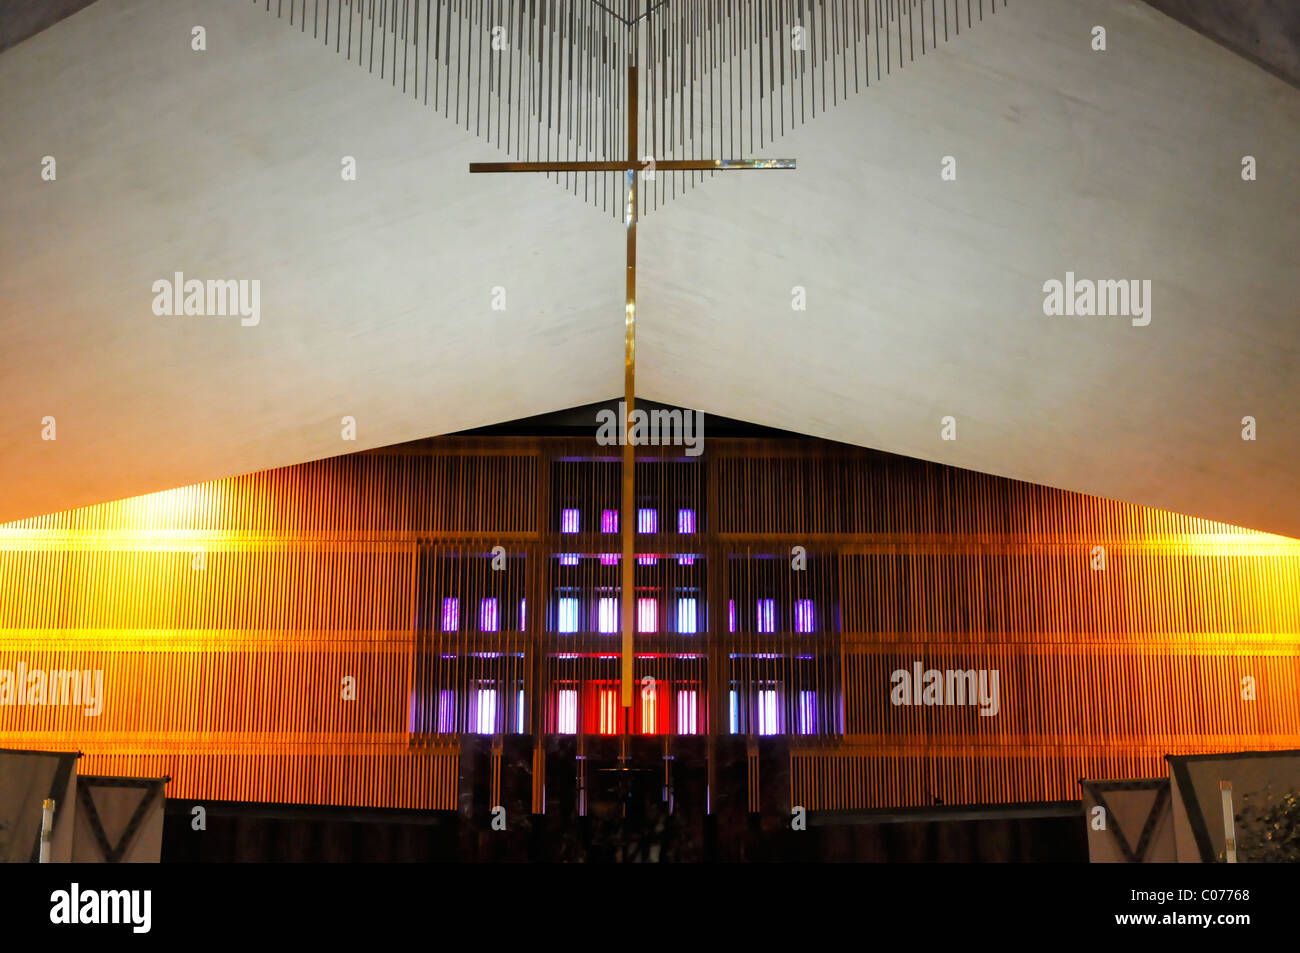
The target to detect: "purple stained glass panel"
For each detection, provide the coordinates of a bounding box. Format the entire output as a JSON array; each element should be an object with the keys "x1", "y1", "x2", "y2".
[
  {"x1": 557, "y1": 690, "x2": 578, "y2": 734},
  {"x1": 437, "y1": 689, "x2": 456, "y2": 733},
  {"x1": 758, "y1": 690, "x2": 779, "y2": 735},
  {"x1": 637, "y1": 598, "x2": 658, "y2": 633},
  {"x1": 560, "y1": 508, "x2": 580, "y2": 533},
  {"x1": 480, "y1": 597, "x2": 499, "y2": 632},
  {"x1": 598, "y1": 598, "x2": 618, "y2": 634},
  {"x1": 676, "y1": 690, "x2": 698, "y2": 735},
  {"x1": 799, "y1": 690, "x2": 817, "y2": 735}
]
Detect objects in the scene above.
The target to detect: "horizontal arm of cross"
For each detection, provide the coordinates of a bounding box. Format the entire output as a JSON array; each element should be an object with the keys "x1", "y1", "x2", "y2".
[{"x1": 469, "y1": 158, "x2": 795, "y2": 173}]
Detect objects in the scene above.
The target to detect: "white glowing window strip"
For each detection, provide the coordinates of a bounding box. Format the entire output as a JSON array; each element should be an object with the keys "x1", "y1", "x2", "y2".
[
  {"x1": 437, "y1": 689, "x2": 456, "y2": 733},
  {"x1": 677, "y1": 690, "x2": 698, "y2": 735},
  {"x1": 559, "y1": 553, "x2": 579, "y2": 565},
  {"x1": 729, "y1": 600, "x2": 736, "y2": 633},
  {"x1": 729, "y1": 690, "x2": 739, "y2": 734},
  {"x1": 475, "y1": 688, "x2": 498, "y2": 735},
  {"x1": 480, "y1": 597, "x2": 499, "y2": 632},
  {"x1": 677, "y1": 508, "x2": 696, "y2": 534},
  {"x1": 637, "y1": 597, "x2": 658, "y2": 633},
  {"x1": 557, "y1": 598, "x2": 579, "y2": 634},
  {"x1": 560, "y1": 508, "x2": 580, "y2": 533},
  {"x1": 794, "y1": 599, "x2": 815, "y2": 633},
  {"x1": 677, "y1": 554, "x2": 695, "y2": 566},
  {"x1": 598, "y1": 597, "x2": 619, "y2": 634},
  {"x1": 637, "y1": 555, "x2": 657, "y2": 565},
  {"x1": 758, "y1": 690, "x2": 779, "y2": 736},
  {"x1": 799, "y1": 690, "x2": 816, "y2": 735},
  {"x1": 519, "y1": 598, "x2": 526, "y2": 631},
  {"x1": 677, "y1": 598, "x2": 697, "y2": 634},
  {"x1": 601, "y1": 509, "x2": 618, "y2": 533},
  {"x1": 441, "y1": 597, "x2": 459, "y2": 632},
  {"x1": 637, "y1": 508, "x2": 657, "y2": 533},
  {"x1": 757, "y1": 599, "x2": 776, "y2": 634},
  {"x1": 557, "y1": 689, "x2": 578, "y2": 734},
  {"x1": 516, "y1": 690, "x2": 527, "y2": 733}
]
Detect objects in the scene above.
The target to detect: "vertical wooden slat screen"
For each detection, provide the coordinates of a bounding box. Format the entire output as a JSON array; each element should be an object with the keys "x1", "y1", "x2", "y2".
[
  {"x1": 2, "y1": 434, "x2": 1297, "y2": 813},
  {"x1": 709, "y1": 440, "x2": 1300, "y2": 811},
  {"x1": 0, "y1": 439, "x2": 535, "y2": 810}
]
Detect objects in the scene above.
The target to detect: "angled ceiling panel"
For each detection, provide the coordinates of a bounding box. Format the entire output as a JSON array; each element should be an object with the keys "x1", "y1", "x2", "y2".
[
  {"x1": 638, "y1": 0, "x2": 1300, "y2": 537},
  {"x1": 0, "y1": 0, "x2": 623, "y2": 523},
  {"x1": 2, "y1": 0, "x2": 1296, "y2": 538}
]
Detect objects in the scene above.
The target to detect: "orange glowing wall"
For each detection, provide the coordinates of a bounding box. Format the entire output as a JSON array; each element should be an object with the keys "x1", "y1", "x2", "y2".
[{"x1": 1, "y1": 437, "x2": 1298, "y2": 812}]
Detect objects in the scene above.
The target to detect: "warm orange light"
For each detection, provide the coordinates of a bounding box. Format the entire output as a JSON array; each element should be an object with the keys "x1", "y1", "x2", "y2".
[
  {"x1": 641, "y1": 686, "x2": 658, "y2": 735},
  {"x1": 2, "y1": 449, "x2": 1298, "y2": 814},
  {"x1": 598, "y1": 689, "x2": 620, "y2": 735}
]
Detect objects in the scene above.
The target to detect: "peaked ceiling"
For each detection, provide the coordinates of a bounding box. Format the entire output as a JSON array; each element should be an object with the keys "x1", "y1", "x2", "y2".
[{"x1": 1, "y1": 0, "x2": 1297, "y2": 536}]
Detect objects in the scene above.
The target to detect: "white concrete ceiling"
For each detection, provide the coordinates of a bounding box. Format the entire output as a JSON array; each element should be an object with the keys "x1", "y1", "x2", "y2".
[
  {"x1": 0, "y1": 0, "x2": 624, "y2": 522},
  {"x1": 1, "y1": 0, "x2": 1297, "y2": 536}
]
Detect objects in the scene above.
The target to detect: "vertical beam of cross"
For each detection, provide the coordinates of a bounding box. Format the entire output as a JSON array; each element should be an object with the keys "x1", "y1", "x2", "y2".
[
  {"x1": 621, "y1": 64, "x2": 638, "y2": 710},
  {"x1": 471, "y1": 61, "x2": 794, "y2": 713}
]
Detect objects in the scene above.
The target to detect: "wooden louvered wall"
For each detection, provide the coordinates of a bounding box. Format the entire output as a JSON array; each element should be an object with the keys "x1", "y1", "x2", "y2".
[
  {"x1": 1, "y1": 435, "x2": 1297, "y2": 813},
  {"x1": 0, "y1": 439, "x2": 540, "y2": 810},
  {"x1": 712, "y1": 442, "x2": 1300, "y2": 809}
]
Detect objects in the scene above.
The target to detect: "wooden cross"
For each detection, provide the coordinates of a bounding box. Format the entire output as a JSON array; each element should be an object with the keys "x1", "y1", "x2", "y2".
[{"x1": 471, "y1": 65, "x2": 794, "y2": 710}]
